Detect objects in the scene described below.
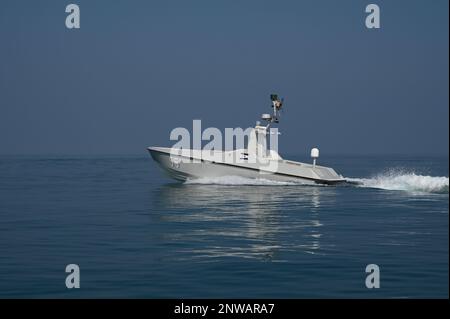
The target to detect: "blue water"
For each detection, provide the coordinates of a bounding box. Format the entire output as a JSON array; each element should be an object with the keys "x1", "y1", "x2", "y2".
[{"x1": 0, "y1": 155, "x2": 448, "y2": 298}]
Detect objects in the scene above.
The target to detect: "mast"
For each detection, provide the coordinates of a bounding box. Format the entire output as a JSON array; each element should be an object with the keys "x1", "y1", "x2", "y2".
[
  {"x1": 264, "y1": 94, "x2": 283, "y2": 127},
  {"x1": 248, "y1": 94, "x2": 284, "y2": 159}
]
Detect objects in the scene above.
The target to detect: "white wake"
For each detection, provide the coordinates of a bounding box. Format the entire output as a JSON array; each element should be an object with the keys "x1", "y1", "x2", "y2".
[
  {"x1": 347, "y1": 171, "x2": 449, "y2": 194},
  {"x1": 184, "y1": 171, "x2": 449, "y2": 194},
  {"x1": 185, "y1": 175, "x2": 304, "y2": 186}
]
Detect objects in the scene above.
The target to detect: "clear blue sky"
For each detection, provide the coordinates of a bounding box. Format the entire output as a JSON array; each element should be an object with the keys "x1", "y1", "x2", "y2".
[{"x1": 0, "y1": 0, "x2": 448, "y2": 155}]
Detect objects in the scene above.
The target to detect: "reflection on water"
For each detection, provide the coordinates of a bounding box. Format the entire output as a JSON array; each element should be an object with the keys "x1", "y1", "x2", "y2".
[{"x1": 151, "y1": 183, "x2": 338, "y2": 262}]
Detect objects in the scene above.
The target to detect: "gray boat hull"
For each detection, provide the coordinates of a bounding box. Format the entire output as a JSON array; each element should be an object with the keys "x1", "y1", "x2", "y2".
[{"x1": 148, "y1": 147, "x2": 346, "y2": 185}]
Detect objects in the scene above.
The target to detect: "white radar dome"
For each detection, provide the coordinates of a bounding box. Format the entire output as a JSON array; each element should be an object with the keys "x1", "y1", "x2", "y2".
[{"x1": 311, "y1": 148, "x2": 320, "y2": 159}]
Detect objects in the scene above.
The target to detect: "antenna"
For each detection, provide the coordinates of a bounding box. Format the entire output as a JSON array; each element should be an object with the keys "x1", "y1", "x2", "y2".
[{"x1": 262, "y1": 94, "x2": 284, "y2": 125}]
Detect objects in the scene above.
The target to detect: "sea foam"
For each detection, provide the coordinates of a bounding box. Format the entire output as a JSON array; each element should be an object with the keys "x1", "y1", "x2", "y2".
[
  {"x1": 347, "y1": 171, "x2": 449, "y2": 194},
  {"x1": 185, "y1": 175, "x2": 303, "y2": 186},
  {"x1": 185, "y1": 171, "x2": 449, "y2": 194}
]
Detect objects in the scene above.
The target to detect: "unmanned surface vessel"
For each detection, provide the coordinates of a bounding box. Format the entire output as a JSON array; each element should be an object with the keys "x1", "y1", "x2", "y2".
[{"x1": 148, "y1": 94, "x2": 346, "y2": 185}]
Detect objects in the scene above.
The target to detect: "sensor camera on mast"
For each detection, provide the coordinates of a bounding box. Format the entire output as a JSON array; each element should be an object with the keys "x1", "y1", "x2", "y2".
[{"x1": 262, "y1": 94, "x2": 284, "y2": 125}]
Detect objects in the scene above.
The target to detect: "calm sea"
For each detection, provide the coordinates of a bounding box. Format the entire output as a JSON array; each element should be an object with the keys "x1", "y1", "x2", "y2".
[{"x1": 0, "y1": 155, "x2": 448, "y2": 298}]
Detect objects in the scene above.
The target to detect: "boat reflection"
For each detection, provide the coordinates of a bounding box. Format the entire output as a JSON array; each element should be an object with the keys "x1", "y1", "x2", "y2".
[{"x1": 151, "y1": 182, "x2": 337, "y2": 262}]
